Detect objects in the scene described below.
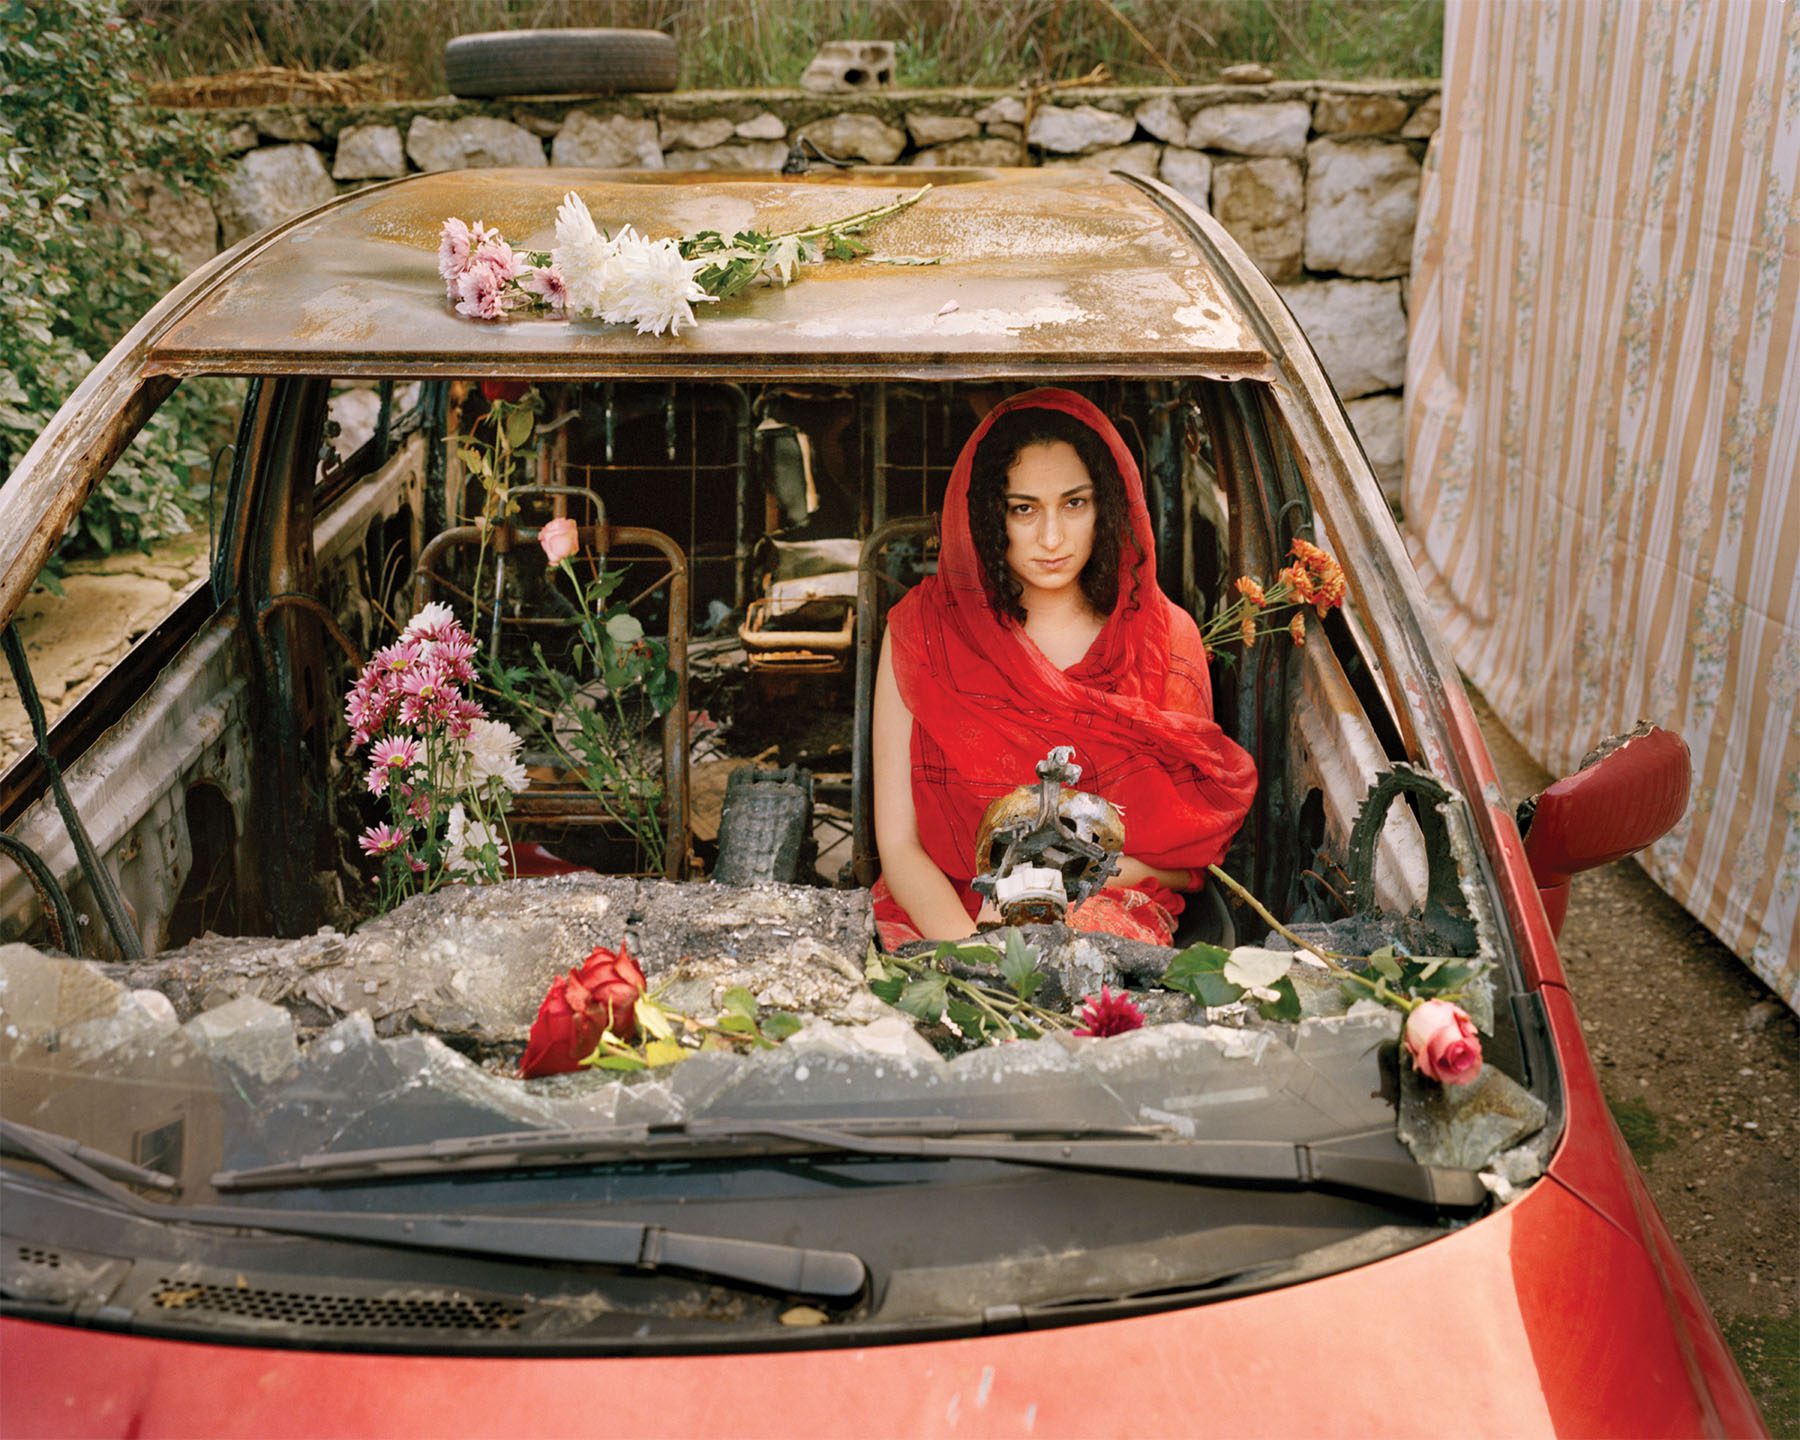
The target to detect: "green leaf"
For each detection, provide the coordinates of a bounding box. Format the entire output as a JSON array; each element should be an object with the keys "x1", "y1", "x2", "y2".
[
  {"x1": 945, "y1": 997, "x2": 987, "y2": 1036},
  {"x1": 605, "y1": 612, "x2": 645, "y2": 646},
  {"x1": 1367, "y1": 947, "x2": 1404, "y2": 983},
  {"x1": 760, "y1": 1012, "x2": 803, "y2": 1042},
  {"x1": 593, "y1": 1053, "x2": 648, "y2": 1071},
  {"x1": 868, "y1": 976, "x2": 905, "y2": 1005},
  {"x1": 721, "y1": 986, "x2": 757, "y2": 1021},
  {"x1": 897, "y1": 974, "x2": 949, "y2": 1023},
  {"x1": 1193, "y1": 972, "x2": 1246, "y2": 1007},
  {"x1": 1256, "y1": 976, "x2": 1302, "y2": 1023},
  {"x1": 999, "y1": 927, "x2": 1044, "y2": 1002},
  {"x1": 642, "y1": 1038, "x2": 688, "y2": 1067},
  {"x1": 1160, "y1": 941, "x2": 1232, "y2": 997},
  {"x1": 634, "y1": 996, "x2": 675, "y2": 1040},
  {"x1": 503, "y1": 406, "x2": 534, "y2": 449},
  {"x1": 717, "y1": 1012, "x2": 757, "y2": 1035}
]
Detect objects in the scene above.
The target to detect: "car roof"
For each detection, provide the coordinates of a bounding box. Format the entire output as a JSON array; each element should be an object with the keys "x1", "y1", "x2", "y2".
[{"x1": 145, "y1": 167, "x2": 1271, "y2": 379}]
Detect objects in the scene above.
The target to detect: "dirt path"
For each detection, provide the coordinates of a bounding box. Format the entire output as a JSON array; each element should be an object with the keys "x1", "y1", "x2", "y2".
[
  {"x1": 1472, "y1": 690, "x2": 1798, "y2": 1434},
  {"x1": 0, "y1": 533, "x2": 211, "y2": 773}
]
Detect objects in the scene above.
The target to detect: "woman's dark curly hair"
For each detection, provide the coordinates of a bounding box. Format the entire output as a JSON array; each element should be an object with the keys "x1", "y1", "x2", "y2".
[{"x1": 966, "y1": 407, "x2": 1132, "y2": 624}]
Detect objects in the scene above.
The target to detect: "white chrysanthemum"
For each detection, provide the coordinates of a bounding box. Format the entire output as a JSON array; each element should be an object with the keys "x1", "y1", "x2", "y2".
[
  {"x1": 600, "y1": 230, "x2": 716, "y2": 336},
  {"x1": 404, "y1": 601, "x2": 458, "y2": 641},
  {"x1": 466, "y1": 718, "x2": 529, "y2": 794},
  {"x1": 442, "y1": 802, "x2": 507, "y2": 875},
  {"x1": 552, "y1": 192, "x2": 619, "y2": 319}
]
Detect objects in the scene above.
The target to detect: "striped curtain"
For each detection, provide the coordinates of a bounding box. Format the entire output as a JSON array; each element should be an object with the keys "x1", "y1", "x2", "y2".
[{"x1": 1406, "y1": 0, "x2": 1800, "y2": 1006}]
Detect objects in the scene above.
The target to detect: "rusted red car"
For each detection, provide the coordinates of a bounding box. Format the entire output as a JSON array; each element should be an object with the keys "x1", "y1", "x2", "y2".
[{"x1": 0, "y1": 167, "x2": 1764, "y2": 1436}]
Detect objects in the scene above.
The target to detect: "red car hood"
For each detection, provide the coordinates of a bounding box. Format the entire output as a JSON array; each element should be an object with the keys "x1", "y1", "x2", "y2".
[{"x1": 0, "y1": 1166, "x2": 1755, "y2": 1440}]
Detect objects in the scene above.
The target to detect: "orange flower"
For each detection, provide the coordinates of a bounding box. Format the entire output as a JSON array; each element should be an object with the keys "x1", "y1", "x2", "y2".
[
  {"x1": 1289, "y1": 612, "x2": 1306, "y2": 647},
  {"x1": 1240, "y1": 612, "x2": 1257, "y2": 650},
  {"x1": 1284, "y1": 538, "x2": 1346, "y2": 614},
  {"x1": 1234, "y1": 576, "x2": 1267, "y2": 607}
]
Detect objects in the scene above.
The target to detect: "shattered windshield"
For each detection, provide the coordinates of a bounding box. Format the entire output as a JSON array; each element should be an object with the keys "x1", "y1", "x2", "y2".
[{"x1": 1, "y1": 375, "x2": 1555, "y2": 1345}]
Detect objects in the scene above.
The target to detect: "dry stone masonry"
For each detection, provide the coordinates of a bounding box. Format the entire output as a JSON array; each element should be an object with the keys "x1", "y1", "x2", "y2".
[{"x1": 147, "y1": 80, "x2": 1436, "y2": 504}]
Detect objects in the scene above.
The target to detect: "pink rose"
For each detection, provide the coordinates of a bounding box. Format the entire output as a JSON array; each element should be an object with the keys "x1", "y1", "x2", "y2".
[
  {"x1": 539, "y1": 516, "x2": 580, "y2": 565},
  {"x1": 1403, "y1": 1000, "x2": 1482, "y2": 1085}
]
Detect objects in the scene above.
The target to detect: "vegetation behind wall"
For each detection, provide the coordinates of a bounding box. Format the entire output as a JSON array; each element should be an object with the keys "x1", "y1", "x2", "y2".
[
  {"x1": 127, "y1": 0, "x2": 1444, "y2": 97},
  {"x1": 0, "y1": 0, "x2": 227, "y2": 561}
]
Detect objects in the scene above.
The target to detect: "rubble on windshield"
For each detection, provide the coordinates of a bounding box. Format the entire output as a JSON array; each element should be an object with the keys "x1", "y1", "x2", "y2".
[
  {"x1": 5, "y1": 940, "x2": 1419, "y2": 1186},
  {"x1": 0, "y1": 871, "x2": 1547, "y2": 1192},
  {"x1": 95, "y1": 875, "x2": 882, "y2": 1050}
]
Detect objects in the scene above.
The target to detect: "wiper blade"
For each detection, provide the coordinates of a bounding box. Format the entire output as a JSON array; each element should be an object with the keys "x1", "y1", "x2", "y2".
[
  {"x1": 210, "y1": 1117, "x2": 1161, "y2": 1191},
  {"x1": 0, "y1": 1120, "x2": 178, "y2": 1194},
  {"x1": 0, "y1": 1118, "x2": 865, "y2": 1304},
  {"x1": 213, "y1": 1117, "x2": 1487, "y2": 1213}
]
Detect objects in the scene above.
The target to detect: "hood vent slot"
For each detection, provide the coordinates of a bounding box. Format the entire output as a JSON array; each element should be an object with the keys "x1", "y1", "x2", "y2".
[{"x1": 147, "y1": 1278, "x2": 524, "y2": 1333}]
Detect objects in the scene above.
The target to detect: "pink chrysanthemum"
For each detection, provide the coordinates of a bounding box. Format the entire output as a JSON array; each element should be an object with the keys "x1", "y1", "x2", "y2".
[
  {"x1": 433, "y1": 633, "x2": 477, "y2": 684},
  {"x1": 1073, "y1": 988, "x2": 1146, "y2": 1038},
  {"x1": 358, "y1": 822, "x2": 409, "y2": 857},
  {"x1": 398, "y1": 663, "x2": 456, "y2": 728},
  {"x1": 372, "y1": 639, "x2": 422, "y2": 677},
  {"x1": 518, "y1": 264, "x2": 569, "y2": 314},
  {"x1": 370, "y1": 736, "x2": 420, "y2": 772},
  {"x1": 446, "y1": 695, "x2": 485, "y2": 740}
]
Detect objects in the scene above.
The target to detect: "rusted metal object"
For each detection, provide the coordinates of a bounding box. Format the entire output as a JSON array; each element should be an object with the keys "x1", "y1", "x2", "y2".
[
  {"x1": 141, "y1": 170, "x2": 1270, "y2": 380},
  {"x1": 255, "y1": 594, "x2": 366, "y2": 671},
  {"x1": 850, "y1": 513, "x2": 938, "y2": 887},
  {"x1": 971, "y1": 747, "x2": 1125, "y2": 927}
]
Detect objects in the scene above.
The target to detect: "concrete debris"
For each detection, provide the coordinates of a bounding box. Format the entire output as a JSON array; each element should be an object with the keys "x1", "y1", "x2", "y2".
[
  {"x1": 1397, "y1": 1063, "x2": 1548, "y2": 1170},
  {"x1": 800, "y1": 41, "x2": 896, "y2": 94},
  {"x1": 103, "y1": 876, "x2": 877, "y2": 1048}
]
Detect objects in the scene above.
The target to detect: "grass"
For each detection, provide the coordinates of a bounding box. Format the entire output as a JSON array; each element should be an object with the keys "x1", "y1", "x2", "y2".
[
  {"x1": 1722, "y1": 1314, "x2": 1800, "y2": 1439},
  {"x1": 1606, "y1": 1093, "x2": 1677, "y2": 1165},
  {"x1": 128, "y1": 0, "x2": 1443, "y2": 98}
]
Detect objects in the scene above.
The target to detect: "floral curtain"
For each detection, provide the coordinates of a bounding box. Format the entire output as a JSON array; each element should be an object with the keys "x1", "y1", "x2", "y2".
[{"x1": 1405, "y1": 0, "x2": 1800, "y2": 1006}]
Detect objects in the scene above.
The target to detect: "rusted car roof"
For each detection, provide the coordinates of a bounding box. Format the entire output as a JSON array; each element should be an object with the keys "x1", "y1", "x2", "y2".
[{"x1": 146, "y1": 168, "x2": 1270, "y2": 379}]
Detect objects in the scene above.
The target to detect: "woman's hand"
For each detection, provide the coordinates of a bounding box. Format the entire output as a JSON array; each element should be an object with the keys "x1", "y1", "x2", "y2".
[{"x1": 1106, "y1": 855, "x2": 1196, "y2": 892}]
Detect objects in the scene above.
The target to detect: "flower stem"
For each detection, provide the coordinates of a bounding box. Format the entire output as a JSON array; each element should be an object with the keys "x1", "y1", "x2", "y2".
[
  {"x1": 782, "y1": 184, "x2": 933, "y2": 243},
  {"x1": 1205, "y1": 863, "x2": 1350, "y2": 962}
]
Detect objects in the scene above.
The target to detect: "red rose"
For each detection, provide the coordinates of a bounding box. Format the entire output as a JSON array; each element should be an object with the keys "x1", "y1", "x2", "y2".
[
  {"x1": 519, "y1": 943, "x2": 647, "y2": 1078},
  {"x1": 480, "y1": 379, "x2": 530, "y2": 402},
  {"x1": 1403, "y1": 999, "x2": 1483, "y2": 1085}
]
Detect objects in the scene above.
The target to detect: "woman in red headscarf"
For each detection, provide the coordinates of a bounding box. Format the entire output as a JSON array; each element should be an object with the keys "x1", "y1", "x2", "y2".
[{"x1": 871, "y1": 388, "x2": 1258, "y2": 949}]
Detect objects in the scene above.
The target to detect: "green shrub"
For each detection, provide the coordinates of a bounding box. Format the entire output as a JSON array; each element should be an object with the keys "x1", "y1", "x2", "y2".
[{"x1": 0, "y1": 0, "x2": 224, "y2": 559}]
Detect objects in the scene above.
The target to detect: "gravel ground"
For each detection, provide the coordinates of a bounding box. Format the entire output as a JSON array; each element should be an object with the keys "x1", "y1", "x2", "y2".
[{"x1": 1472, "y1": 690, "x2": 1799, "y2": 1435}]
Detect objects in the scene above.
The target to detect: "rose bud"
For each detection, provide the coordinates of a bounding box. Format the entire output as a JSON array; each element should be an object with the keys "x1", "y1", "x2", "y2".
[
  {"x1": 571, "y1": 942, "x2": 647, "y2": 1039},
  {"x1": 539, "y1": 516, "x2": 580, "y2": 565},
  {"x1": 479, "y1": 379, "x2": 530, "y2": 402},
  {"x1": 1402, "y1": 999, "x2": 1483, "y2": 1085},
  {"x1": 518, "y1": 943, "x2": 648, "y2": 1078},
  {"x1": 519, "y1": 972, "x2": 603, "y2": 1078}
]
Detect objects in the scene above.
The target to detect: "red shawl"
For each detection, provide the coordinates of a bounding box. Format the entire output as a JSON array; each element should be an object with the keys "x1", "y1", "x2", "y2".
[{"x1": 885, "y1": 388, "x2": 1258, "y2": 897}]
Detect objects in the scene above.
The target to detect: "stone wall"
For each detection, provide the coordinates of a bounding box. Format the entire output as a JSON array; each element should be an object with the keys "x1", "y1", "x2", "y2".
[{"x1": 147, "y1": 81, "x2": 1440, "y2": 501}]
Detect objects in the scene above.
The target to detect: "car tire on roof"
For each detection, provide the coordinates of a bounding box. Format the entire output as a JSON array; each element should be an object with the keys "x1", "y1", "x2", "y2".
[{"x1": 444, "y1": 28, "x2": 678, "y2": 98}]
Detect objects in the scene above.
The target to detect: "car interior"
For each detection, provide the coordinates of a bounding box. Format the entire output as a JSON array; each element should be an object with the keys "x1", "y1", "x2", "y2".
[{"x1": 1, "y1": 373, "x2": 1446, "y2": 975}]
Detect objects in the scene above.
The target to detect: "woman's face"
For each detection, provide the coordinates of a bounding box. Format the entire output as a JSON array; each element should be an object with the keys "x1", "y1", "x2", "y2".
[{"x1": 1002, "y1": 440, "x2": 1097, "y2": 602}]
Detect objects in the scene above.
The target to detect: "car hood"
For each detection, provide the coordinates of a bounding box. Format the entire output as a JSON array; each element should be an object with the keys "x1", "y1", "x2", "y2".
[{"x1": 0, "y1": 1172, "x2": 1755, "y2": 1439}]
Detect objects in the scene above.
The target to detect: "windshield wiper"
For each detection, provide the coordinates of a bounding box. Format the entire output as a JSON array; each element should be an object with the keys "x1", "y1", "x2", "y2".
[
  {"x1": 0, "y1": 1118, "x2": 866, "y2": 1304},
  {"x1": 211, "y1": 1117, "x2": 1488, "y2": 1213},
  {"x1": 0, "y1": 1122, "x2": 178, "y2": 1194}
]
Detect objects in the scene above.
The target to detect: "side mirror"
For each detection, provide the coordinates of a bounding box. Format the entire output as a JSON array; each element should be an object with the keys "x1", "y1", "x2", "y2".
[{"x1": 1517, "y1": 723, "x2": 1691, "y2": 937}]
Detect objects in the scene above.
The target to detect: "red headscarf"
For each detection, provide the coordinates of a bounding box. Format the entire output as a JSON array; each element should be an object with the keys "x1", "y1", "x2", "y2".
[{"x1": 886, "y1": 387, "x2": 1257, "y2": 891}]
